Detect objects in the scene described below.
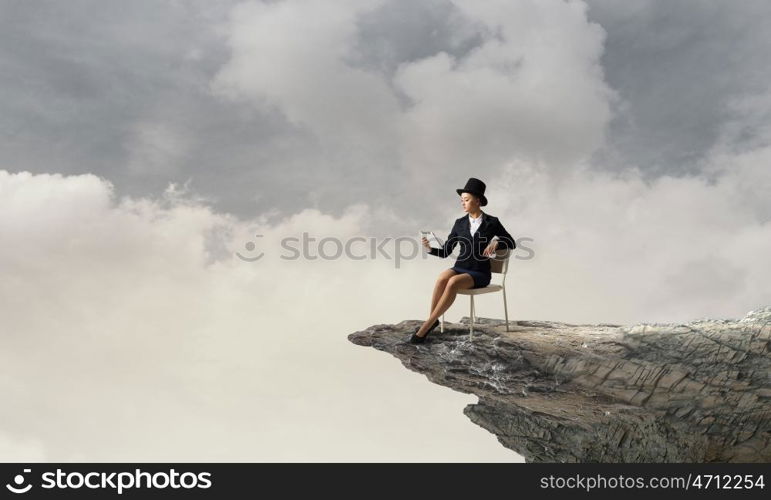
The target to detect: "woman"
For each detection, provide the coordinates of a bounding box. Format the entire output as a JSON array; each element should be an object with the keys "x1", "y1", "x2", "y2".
[{"x1": 410, "y1": 177, "x2": 515, "y2": 344}]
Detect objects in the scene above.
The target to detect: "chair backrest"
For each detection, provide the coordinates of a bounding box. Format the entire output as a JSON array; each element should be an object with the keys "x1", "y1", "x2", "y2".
[{"x1": 490, "y1": 248, "x2": 511, "y2": 274}]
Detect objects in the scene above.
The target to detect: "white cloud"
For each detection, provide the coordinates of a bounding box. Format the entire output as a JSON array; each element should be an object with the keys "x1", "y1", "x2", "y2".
[
  {"x1": 2, "y1": 144, "x2": 769, "y2": 460},
  {"x1": 396, "y1": 0, "x2": 614, "y2": 171},
  {"x1": 482, "y1": 144, "x2": 771, "y2": 325},
  {"x1": 0, "y1": 432, "x2": 47, "y2": 462},
  {"x1": 211, "y1": 0, "x2": 616, "y2": 197},
  {"x1": 210, "y1": 0, "x2": 401, "y2": 153},
  {"x1": 0, "y1": 169, "x2": 521, "y2": 461}
]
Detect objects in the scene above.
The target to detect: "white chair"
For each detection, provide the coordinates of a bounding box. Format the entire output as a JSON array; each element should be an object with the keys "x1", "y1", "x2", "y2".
[{"x1": 440, "y1": 248, "x2": 512, "y2": 336}]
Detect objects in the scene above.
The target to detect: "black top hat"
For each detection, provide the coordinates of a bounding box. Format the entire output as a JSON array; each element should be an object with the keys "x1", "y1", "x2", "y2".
[{"x1": 456, "y1": 177, "x2": 488, "y2": 206}]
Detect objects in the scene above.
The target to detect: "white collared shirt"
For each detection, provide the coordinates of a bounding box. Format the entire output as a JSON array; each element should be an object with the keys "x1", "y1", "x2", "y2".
[
  {"x1": 468, "y1": 213, "x2": 483, "y2": 236},
  {"x1": 468, "y1": 213, "x2": 499, "y2": 245}
]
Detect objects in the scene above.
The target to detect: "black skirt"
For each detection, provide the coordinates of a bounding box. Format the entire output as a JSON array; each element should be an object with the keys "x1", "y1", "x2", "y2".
[{"x1": 450, "y1": 265, "x2": 491, "y2": 289}]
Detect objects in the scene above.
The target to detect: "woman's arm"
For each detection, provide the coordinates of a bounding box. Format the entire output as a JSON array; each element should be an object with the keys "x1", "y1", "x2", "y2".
[{"x1": 428, "y1": 223, "x2": 459, "y2": 258}]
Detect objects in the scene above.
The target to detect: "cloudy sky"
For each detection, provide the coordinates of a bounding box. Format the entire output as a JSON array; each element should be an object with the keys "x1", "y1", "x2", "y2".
[{"x1": 1, "y1": 0, "x2": 769, "y2": 462}]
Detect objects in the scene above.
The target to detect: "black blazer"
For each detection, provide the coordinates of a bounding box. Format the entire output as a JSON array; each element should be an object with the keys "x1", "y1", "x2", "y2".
[{"x1": 428, "y1": 211, "x2": 515, "y2": 274}]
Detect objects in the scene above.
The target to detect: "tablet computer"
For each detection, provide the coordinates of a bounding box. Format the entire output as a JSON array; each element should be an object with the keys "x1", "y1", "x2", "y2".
[{"x1": 420, "y1": 230, "x2": 443, "y2": 250}]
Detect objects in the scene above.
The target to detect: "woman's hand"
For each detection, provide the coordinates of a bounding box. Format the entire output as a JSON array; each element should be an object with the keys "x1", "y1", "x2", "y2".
[
  {"x1": 421, "y1": 236, "x2": 431, "y2": 250},
  {"x1": 482, "y1": 241, "x2": 498, "y2": 257}
]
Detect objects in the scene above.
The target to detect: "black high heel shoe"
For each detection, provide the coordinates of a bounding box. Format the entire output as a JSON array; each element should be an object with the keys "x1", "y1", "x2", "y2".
[{"x1": 409, "y1": 319, "x2": 440, "y2": 344}]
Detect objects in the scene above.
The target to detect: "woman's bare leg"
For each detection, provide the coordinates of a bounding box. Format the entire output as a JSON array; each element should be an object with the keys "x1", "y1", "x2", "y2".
[
  {"x1": 416, "y1": 274, "x2": 474, "y2": 337},
  {"x1": 431, "y1": 269, "x2": 458, "y2": 314}
]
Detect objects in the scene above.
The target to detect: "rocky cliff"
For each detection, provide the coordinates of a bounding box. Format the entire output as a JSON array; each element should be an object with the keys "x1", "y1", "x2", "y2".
[{"x1": 347, "y1": 307, "x2": 771, "y2": 463}]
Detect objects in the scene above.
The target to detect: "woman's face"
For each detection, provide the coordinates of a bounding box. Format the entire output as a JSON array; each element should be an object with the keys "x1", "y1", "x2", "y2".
[{"x1": 460, "y1": 193, "x2": 479, "y2": 212}]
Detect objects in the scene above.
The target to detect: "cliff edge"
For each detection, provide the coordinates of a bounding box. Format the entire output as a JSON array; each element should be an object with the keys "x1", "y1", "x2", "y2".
[{"x1": 347, "y1": 307, "x2": 771, "y2": 463}]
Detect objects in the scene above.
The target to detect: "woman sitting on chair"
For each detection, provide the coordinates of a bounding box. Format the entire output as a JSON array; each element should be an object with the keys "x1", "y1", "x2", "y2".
[{"x1": 411, "y1": 177, "x2": 515, "y2": 344}]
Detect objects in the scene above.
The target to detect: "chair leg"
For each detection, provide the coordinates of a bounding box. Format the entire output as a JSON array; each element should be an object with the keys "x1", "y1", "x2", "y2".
[
  {"x1": 502, "y1": 285, "x2": 510, "y2": 332},
  {"x1": 441, "y1": 313, "x2": 444, "y2": 333},
  {"x1": 470, "y1": 295, "x2": 475, "y2": 337}
]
